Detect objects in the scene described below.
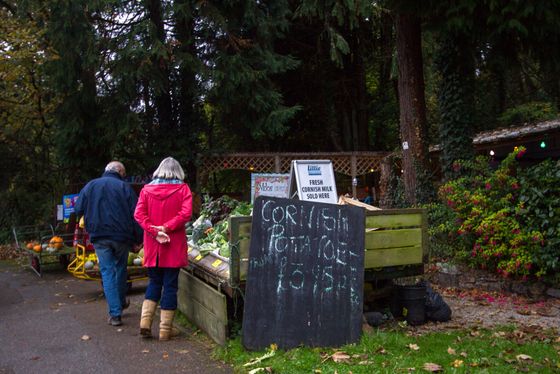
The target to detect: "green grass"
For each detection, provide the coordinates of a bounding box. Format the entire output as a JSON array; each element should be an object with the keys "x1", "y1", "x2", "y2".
[{"x1": 213, "y1": 325, "x2": 560, "y2": 373}]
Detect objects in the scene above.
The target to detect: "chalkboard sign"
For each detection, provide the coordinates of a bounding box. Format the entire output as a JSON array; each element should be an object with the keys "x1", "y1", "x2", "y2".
[{"x1": 242, "y1": 196, "x2": 365, "y2": 350}]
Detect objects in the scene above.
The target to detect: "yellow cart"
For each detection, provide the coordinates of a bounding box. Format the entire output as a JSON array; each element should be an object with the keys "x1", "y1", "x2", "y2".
[{"x1": 67, "y1": 244, "x2": 148, "y2": 291}]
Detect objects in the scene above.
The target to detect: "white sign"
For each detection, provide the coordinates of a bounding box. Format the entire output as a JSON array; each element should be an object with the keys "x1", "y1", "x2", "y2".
[
  {"x1": 56, "y1": 204, "x2": 63, "y2": 221},
  {"x1": 289, "y1": 160, "x2": 338, "y2": 204},
  {"x1": 251, "y1": 173, "x2": 290, "y2": 203}
]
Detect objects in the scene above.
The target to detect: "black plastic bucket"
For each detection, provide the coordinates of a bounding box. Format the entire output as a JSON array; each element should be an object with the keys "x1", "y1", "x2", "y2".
[{"x1": 395, "y1": 284, "x2": 426, "y2": 326}]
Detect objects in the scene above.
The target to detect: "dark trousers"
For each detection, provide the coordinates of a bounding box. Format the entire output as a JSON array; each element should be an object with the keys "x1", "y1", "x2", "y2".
[{"x1": 145, "y1": 267, "x2": 180, "y2": 310}]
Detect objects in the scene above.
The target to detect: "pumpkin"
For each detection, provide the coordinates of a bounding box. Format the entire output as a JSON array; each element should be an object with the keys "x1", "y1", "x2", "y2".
[
  {"x1": 49, "y1": 236, "x2": 64, "y2": 249},
  {"x1": 26, "y1": 242, "x2": 34, "y2": 250},
  {"x1": 33, "y1": 244, "x2": 42, "y2": 252}
]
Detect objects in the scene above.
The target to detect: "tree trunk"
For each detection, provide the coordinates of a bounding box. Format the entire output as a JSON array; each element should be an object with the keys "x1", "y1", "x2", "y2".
[
  {"x1": 145, "y1": 0, "x2": 174, "y2": 142},
  {"x1": 395, "y1": 13, "x2": 430, "y2": 205},
  {"x1": 174, "y1": 0, "x2": 200, "y2": 186}
]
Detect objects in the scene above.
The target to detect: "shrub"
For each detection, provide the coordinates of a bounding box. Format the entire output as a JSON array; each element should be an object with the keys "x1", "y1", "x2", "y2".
[
  {"x1": 518, "y1": 159, "x2": 560, "y2": 281},
  {"x1": 439, "y1": 147, "x2": 551, "y2": 279},
  {"x1": 498, "y1": 102, "x2": 557, "y2": 126},
  {"x1": 424, "y1": 202, "x2": 464, "y2": 260}
]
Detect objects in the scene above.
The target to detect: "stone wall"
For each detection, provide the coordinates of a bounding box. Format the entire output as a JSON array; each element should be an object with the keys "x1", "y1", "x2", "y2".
[{"x1": 428, "y1": 262, "x2": 560, "y2": 300}]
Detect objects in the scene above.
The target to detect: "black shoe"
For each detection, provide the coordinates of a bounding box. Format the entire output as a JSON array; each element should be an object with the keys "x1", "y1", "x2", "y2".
[
  {"x1": 108, "y1": 316, "x2": 122, "y2": 326},
  {"x1": 122, "y1": 299, "x2": 130, "y2": 310}
]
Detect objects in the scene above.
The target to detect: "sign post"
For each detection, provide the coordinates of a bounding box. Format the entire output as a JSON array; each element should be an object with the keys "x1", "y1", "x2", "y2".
[
  {"x1": 242, "y1": 196, "x2": 365, "y2": 350},
  {"x1": 289, "y1": 160, "x2": 338, "y2": 204}
]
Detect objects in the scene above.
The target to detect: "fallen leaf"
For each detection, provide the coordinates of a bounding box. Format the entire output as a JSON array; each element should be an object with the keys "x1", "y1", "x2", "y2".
[
  {"x1": 358, "y1": 361, "x2": 374, "y2": 365},
  {"x1": 376, "y1": 347, "x2": 387, "y2": 355},
  {"x1": 175, "y1": 349, "x2": 189, "y2": 354},
  {"x1": 516, "y1": 354, "x2": 532, "y2": 361},
  {"x1": 142, "y1": 349, "x2": 150, "y2": 354},
  {"x1": 460, "y1": 352, "x2": 468, "y2": 358},
  {"x1": 162, "y1": 352, "x2": 169, "y2": 359},
  {"x1": 116, "y1": 328, "x2": 123, "y2": 332},
  {"x1": 80, "y1": 335, "x2": 90, "y2": 341},
  {"x1": 30, "y1": 356, "x2": 41, "y2": 361},
  {"x1": 331, "y1": 351, "x2": 351, "y2": 363},
  {"x1": 408, "y1": 344, "x2": 420, "y2": 351},
  {"x1": 248, "y1": 368, "x2": 265, "y2": 374},
  {"x1": 451, "y1": 359, "x2": 464, "y2": 368},
  {"x1": 447, "y1": 347, "x2": 456, "y2": 355},
  {"x1": 516, "y1": 308, "x2": 531, "y2": 316},
  {"x1": 423, "y1": 362, "x2": 443, "y2": 372}
]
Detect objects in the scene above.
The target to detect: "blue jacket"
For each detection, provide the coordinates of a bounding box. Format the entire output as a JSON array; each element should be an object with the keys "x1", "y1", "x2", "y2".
[{"x1": 75, "y1": 171, "x2": 143, "y2": 245}]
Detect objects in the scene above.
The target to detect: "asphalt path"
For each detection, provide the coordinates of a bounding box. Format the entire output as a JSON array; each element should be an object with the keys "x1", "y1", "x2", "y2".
[{"x1": 0, "y1": 261, "x2": 232, "y2": 374}]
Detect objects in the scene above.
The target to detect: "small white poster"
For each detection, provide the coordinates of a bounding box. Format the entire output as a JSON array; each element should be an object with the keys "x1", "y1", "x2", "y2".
[
  {"x1": 251, "y1": 173, "x2": 290, "y2": 203},
  {"x1": 56, "y1": 204, "x2": 63, "y2": 221},
  {"x1": 290, "y1": 160, "x2": 338, "y2": 204}
]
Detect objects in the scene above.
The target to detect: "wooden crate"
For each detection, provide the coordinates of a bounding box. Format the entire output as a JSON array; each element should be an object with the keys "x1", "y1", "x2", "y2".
[
  {"x1": 177, "y1": 269, "x2": 229, "y2": 346},
  {"x1": 228, "y1": 208, "x2": 427, "y2": 286}
]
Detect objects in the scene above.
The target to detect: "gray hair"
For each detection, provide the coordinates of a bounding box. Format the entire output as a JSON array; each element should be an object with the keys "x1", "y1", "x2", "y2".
[
  {"x1": 105, "y1": 161, "x2": 126, "y2": 177},
  {"x1": 152, "y1": 157, "x2": 185, "y2": 180}
]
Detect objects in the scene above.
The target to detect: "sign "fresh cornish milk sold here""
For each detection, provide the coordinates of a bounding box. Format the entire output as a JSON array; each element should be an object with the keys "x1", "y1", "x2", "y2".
[{"x1": 289, "y1": 160, "x2": 338, "y2": 204}]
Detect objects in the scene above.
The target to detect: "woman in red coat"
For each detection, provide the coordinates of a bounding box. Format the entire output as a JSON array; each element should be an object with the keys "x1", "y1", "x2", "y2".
[{"x1": 134, "y1": 157, "x2": 192, "y2": 340}]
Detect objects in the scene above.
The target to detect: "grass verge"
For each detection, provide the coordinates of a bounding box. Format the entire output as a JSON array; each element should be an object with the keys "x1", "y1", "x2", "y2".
[{"x1": 214, "y1": 325, "x2": 559, "y2": 373}]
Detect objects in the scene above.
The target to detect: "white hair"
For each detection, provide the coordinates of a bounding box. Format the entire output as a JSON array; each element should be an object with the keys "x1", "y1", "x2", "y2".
[
  {"x1": 152, "y1": 157, "x2": 185, "y2": 180},
  {"x1": 105, "y1": 161, "x2": 126, "y2": 177}
]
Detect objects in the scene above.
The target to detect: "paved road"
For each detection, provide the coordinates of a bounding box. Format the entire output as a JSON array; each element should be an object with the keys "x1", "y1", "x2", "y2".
[{"x1": 0, "y1": 261, "x2": 232, "y2": 374}]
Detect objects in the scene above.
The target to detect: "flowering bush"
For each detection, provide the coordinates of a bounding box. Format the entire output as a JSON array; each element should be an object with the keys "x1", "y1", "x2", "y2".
[{"x1": 438, "y1": 147, "x2": 548, "y2": 279}]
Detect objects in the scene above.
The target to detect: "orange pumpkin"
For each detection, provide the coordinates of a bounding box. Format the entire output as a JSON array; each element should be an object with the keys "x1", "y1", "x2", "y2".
[
  {"x1": 26, "y1": 242, "x2": 34, "y2": 250},
  {"x1": 49, "y1": 236, "x2": 64, "y2": 249},
  {"x1": 33, "y1": 244, "x2": 42, "y2": 252}
]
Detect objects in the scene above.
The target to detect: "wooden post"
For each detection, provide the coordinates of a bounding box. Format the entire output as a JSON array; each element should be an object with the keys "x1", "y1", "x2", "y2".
[
  {"x1": 274, "y1": 155, "x2": 281, "y2": 173},
  {"x1": 379, "y1": 156, "x2": 392, "y2": 208}
]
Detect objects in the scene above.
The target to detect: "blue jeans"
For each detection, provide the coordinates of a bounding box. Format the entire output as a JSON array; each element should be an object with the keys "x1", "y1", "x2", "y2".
[
  {"x1": 94, "y1": 239, "x2": 130, "y2": 317},
  {"x1": 145, "y1": 268, "x2": 180, "y2": 310}
]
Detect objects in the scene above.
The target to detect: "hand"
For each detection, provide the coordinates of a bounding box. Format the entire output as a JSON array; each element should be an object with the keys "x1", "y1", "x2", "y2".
[
  {"x1": 151, "y1": 225, "x2": 166, "y2": 232},
  {"x1": 156, "y1": 231, "x2": 170, "y2": 244}
]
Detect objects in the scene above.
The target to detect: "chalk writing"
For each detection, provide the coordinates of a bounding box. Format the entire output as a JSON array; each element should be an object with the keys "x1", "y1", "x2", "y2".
[{"x1": 242, "y1": 196, "x2": 365, "y2": 350}]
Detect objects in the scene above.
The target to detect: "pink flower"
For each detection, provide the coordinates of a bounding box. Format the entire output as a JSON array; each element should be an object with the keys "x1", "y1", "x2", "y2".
[
  {"x1": 485, "y1": 183, "x2": 492, "y2": 190},
  {"x1": 452, "y1": 162, "x2": 461, "y2": 172},
  {"x1": 511, "y1": 182, "x2": 519, "y2": 190},
  {"x1": 516, "y1": 149, "x2": 527, "y2": 160}
]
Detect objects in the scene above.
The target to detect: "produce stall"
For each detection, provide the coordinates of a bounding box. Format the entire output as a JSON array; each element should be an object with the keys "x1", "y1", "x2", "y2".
[
  {"x1": 12, "y1": 224, "x2": 75, "y2": 276},
  {"x1": 178, "y1": 196, "x2": 427, "y2": 345}
]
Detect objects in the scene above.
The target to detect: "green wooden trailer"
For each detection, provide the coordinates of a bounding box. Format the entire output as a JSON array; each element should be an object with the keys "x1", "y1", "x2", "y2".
[{"x1": 178, "y1": 208, "x2": 427, "y2": 345}]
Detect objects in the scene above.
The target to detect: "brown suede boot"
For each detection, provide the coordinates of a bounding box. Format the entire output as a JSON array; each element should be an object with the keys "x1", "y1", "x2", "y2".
[
  {"x1": 139, "y1": 299, "x2": 158, "y2": 338},
  {"x1": 159, "y1": 309, "x2": 175, "y2": 341}
]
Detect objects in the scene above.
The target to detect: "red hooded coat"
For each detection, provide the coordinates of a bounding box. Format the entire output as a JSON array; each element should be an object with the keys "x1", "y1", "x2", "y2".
[{"x1": 134, "y1": 183, "x2": 192, "y2": 268}]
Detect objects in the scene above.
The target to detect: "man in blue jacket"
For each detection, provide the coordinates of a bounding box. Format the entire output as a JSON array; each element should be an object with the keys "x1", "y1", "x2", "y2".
[{"x1": 75, "y1": 161, "x2": 143, "y2": 326}]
